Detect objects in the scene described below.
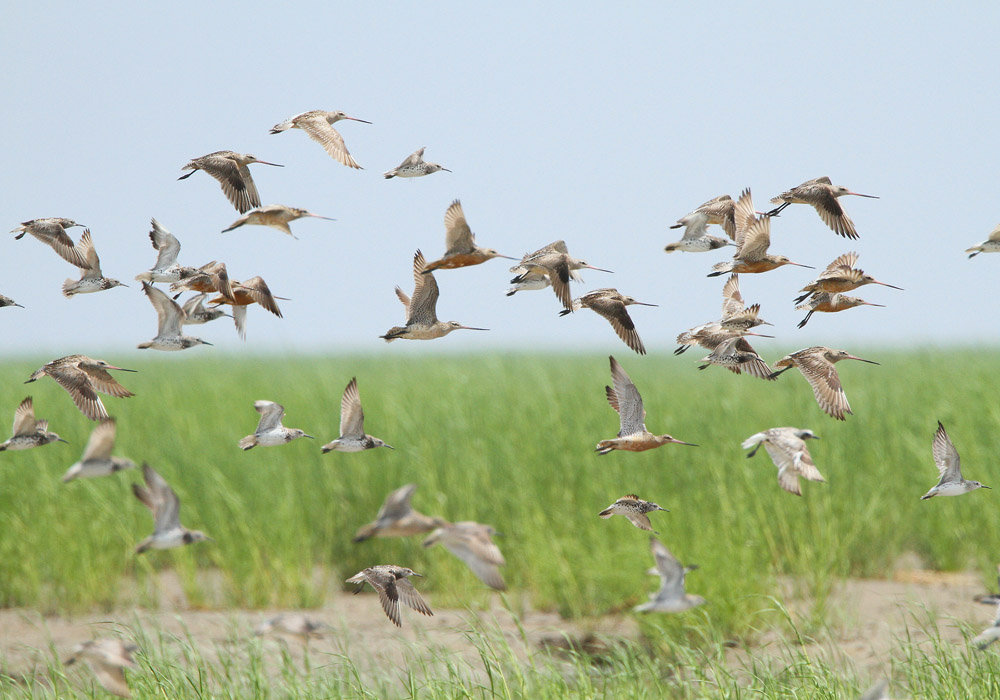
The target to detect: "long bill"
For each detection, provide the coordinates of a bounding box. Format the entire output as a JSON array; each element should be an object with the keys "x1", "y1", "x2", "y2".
[
  {"x1": 847, "y1": 192, "x2": 879, "y2": 199},
  {"x1": 844, "y1": 354, "x2": 880, "y2": 365},
  {"x1": 457, "y1": 325, "x2": 489, "y2": 331},
  {"x1": 583, "y1": 264, "x2": 614, "y2": 273}
]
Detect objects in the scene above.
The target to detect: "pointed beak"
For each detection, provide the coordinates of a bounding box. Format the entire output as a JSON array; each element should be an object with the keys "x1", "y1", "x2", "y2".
[
  {"x1": 847, "y1": 192, "x2": 879, "y2": 199},
  {"x1": 107, "y1": 366, "x2": 138, "y2": 372},
  {"x1": 633, "y1": 301, "x2": 658, "y2": 307},
  {"x1": 494, "y1": 253, "x2": 519, "y2": 261},
  {"x1": 202, "y1": 340, "x2": 214, "y2": 346},
  {"x1": 788, "y1": 261, "x2": 815, "y2": 269},
  {"x1": 257, "y1": 161, "x2": 284, "y2": 167},
  {"x1": 845, "y1": 354, "x2": 880, "y2": 365},
  {"x1": 412, "y1": 572, "x2": 424, "y2": 577},
  {"x1": 384, "y1": 444, "x2": 395, "y2": 450},
  {"x1": 583, "y1": 264, "x2": 614, "y2": 273},
  {"x1": 670, "y1": 438, "x2": 698, "y2": 446},
  {"x1": 56, "y1": 437, "x2": 69, "y2": 444},
  {"x1": 745, "y1": 331, "x2": 775, "y2": 338},
  {"x1": 308, "y1": 214, "x2": 336, "y2": 221},
  {"x1": 983, "y1": 485, "x2": 992, "y2": 489},
  {"x1": 862, "y1": 302, "x2": 886, "y2": 307},
  {"x1": 440, "y1": 167, "x2": 452, "y2": 172},
  {"x1": 304, "y1": 434, "x2": 315, "y2": 439},
  {"x1": 458, "y1": 326, "x2": 489, "y2": 331},
  {"x1": 346, "y1": 117, "x2": 372, "y2": 124},
  {"x1": 873, "y1": 280, "x2": 903, "y2": 290}
]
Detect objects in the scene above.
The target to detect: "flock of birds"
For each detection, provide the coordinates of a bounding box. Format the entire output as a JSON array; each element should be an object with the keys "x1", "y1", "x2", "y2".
[{"x1": 3, "y1": 109, "x2": 997, "y2": 698}]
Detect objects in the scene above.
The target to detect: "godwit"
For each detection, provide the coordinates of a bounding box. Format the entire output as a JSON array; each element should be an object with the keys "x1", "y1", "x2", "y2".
[
  {"x1": 61, "y1": 418, "x2": 136, "y2": 482},
  {"x1": 384, "y1": 147, "x2": 451, "y2": 178},
  {"x1": 633, "y1": 536, "x2": 706, "y2": 613},
  {"x1": 559, "y1": 288, "x2": 657, "y2": 355},
  {"x1": 0, "y1": 397, "x2": 66, "y2": 451},
  {"x1": 62, "y1": 229, "x2": 127, "y2": 297},
  {"x1": 767, "y1": 176, "x2": 878, "y2": 239},
  {"x1": 353, "y1": 484, "x2": 448, "y2": 542},
  {"x1": 0, "y1": 293, "x2": 23, "y2": 308},
  {"x1": 135, "y1": 219, "x2": 194, "y2": 284},
  {"x1": 239, "y1": 400, "x2": 313, "y2": 450},
  {"x1": 770, "y1": 346, "x2": 879, "y2": 420},
  {"x1": 170, "y1": 260, "x2": 234, "y2": 303},
  {"x1": 181, "y1": 293, "x2": 230, "y2": 325},
  {"x1": 794, "y1": 252, "x2": 903, "y2": 303},
  {"x1": 670, "y1": 194, "x2": 737, "y2": 240},
  {"x1": 321, "y1": 377, "x2": 392, "y2": 453},
  {"x1": 222, "y1": 204, "x2": 334, "y2": 239},
  {"x1": 921, "y1": 422, "x2": 990, "y2": 500},
  {"x1": 63, "y1": 638, "x2": 137, "y2": 698},
  {"x1": 132, "y1": 463, "x2": 212, "y2": 553},
  {"x1": 697, "y1": 335, "x2": 776, "y2": 380},
  {"x1": 966, "y1": 224, "x2": 1000, "y2": 258},
  {"x1": 598, "y1": 495, "x2": 667, "y2": 532},
  {"x1": 675, "y1": 275, "x2": 773, "y2": 355},
  {"x1": 255, "y1": 614, "x2": 331, "y2": 642},
  {"x1": 178, "y1": 150, "x2": 282, "y2": 213},
  {"x1": 709, "y1": 189, "x2": 813, "y2": 277},
  {"x1": 423, "y1": 521, "x2": 506, "y2": 591},
  {"x1": 421, "y1": 200, "x2": 516, "y2": 272},
  {"x1": 209, "y1": 275, "x2": 283, "y2": 340},
  {"x1": 11, "y1": 218, "x2": 91, "y2": 268},
  {"x1": 269, "y1": 110, "x2": 371, "y2": 169},
  {"x1": 26, "y1": 355, "x2": 136, "y2": 421},
  {"x1": 742, "y1": 427, "x2": 824, "y2": 496},
  {"x1": 381, "y1": 250, "x2": 488, "y2": 341},
  {"x1": 795, "y1": 292, "x2": 884, "y2": 328},
  {"x1": 137, "y1": 283, "x2": 212, "y2": 351},
  {"x1": 345, "y1": 565, "x2": 433, "y2": 627},
  {"x1": 664, "y1": 211, "x2": 732, "y2": 253},
  {"x1": 973, "y1": 601, "x2": 1000, "y2": 649},
  {"x1": 596, "y1": 356, "x2": 696, "y2": 454},
  {"x1": 506, "y1": 240, "x2": 612, "y2": 297}
]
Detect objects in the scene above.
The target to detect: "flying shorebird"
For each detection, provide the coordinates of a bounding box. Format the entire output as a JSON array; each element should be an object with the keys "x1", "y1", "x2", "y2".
[
  {"x1": 634, "y1": 536, "x2": 706, "y2": 613},
  {"x1": 742, "y1": 427, "x2": 824, "y2": 496},
  {"x1": 0, "y1": 396, "x2": 66, "y2": 451},
  {"x1": 352, "y1": 484, "x2": 448, "y2": 542},
  {"x1": 767, "y1": 176, "x2": 878, "y2": 239},
  {"x1": 966, "y1": 223, "x2": 1000, "y2": 258},
  {"x1": 209, "y1": 275, "x2": 283, "y2": 340},
  {"x1": 132, "y1": 463, "x2": 212, "y2": 553},
  {"x1": 269, "y1": 109, "x2": 371, "y2": 169},
  {"x1": 64, "y1": 638, "x2": 137, "y2": 699},
  {"x1": 675, "y1": 275, "x2": 773, "y2": 360},
  {"x1": 664, "y1": 210, "x2": 732, "y2": 253},
  {"x1": 239, "y1": 400, "x2": 312, "y2": 450},
  {"x1": 596, "y1": 355, "x2": 697, "y2": 454},
  {"x1": 181, "y1": 293, "x2": 230, "y2": 325},
  {"x1": 559, "y1": 288, "x2": 657, "y2": 355},
  {"x1": 321, "y1": 377, "x2": 392, "y2": 453},
  {"x1": 669, "y1": 194, "x2": 737, "y2": 240},
  {"x1": 254, "y1": 614, "x2": 332, "y2": 643},
  {"x1": 793, "y1": 252, "x2": 903, "y2": 303},
  {"x1": 11, "y1": 218, "x2": 91, "y2": 268},
  {"x1": 770, "y1": 346, "x2": 879, "y2": 420},
  {"x1": 506, "y1": 240, "x2": 612, "y2": 297},
  {"x1": 421, "y1": 200, "x2": 516, "y2": 272},
  {"x1": 178, "y1": 150, "x2": 283, "y2": 213},
  {"x1": 169, "y1": 260, "x2": 234, "y2": 303},
  {"x1": 973, "y1": 600, "x2": 1000, "y2": 650},
  {"x1": 599, "y1": 495, "x2": 668, "y2": 532},
  {"x1": 920, "y1": 421, "x2": 990, "y2": 500},
  {"x1": 423, "y1": 521, "x2": 506, "y2": 591},
  {"x1": 135, "y1": 219, "x2": 195, "y2": 284},
  {"x1": 137, "y1": 283, "x2": 212, "y2": 351},
  {"x1": 384, "y1": 146, "x2": 450, "y2": 178},
  {"x1": 795, "y1": 292, "x2": 884, "y2": 329},
  {"x1": 221, "y1": 204, "x2": 334, "y2": 239},
  {"x1": 697, "y1": 335, "x2": 776, "y2": 380},
  {"x1": 381, "y1": 250, "x2": 488, "y2": 341},
  {"x1": 345, "y1": 565, "x2": 433, "y2": 627},
  {"x1": 25, "y1": 355, "x2": 136, "y2": 421},
  {"x1": 0, "y1": 293, "x2": 23, "y2": 308},
  {"x1": 62, "y1": 229, "x2": 127, "y2": 297},
  {"x1": 709, "y1": 189, "x2": 813, "y2": 277},
  {"x1": 62, "y1": 418, "x2": 136, "y2": 482}
]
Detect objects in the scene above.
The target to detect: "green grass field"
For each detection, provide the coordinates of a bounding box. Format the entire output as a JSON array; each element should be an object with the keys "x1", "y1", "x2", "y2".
[{"x1": 1, "y1": 350, "x2": 999, "y2": 697}]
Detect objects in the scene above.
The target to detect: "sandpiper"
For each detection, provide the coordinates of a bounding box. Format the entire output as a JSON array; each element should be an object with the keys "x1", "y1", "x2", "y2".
[
  {"x1": 793, "y1": 252, "x2": 902, "y2": 303},
  {"x1": 178, "y1": 150, "x2": 283, "y2": 213},
  {"x1": 423, "y1": 521, "x2": 506, "y2": 591},
  {"x1": 254, "y1": 613, "x2": 331, "y2": 642},
  {"x1": 742, "y1": 427, "x2": 824, "y2": 496},
  {"x1": 209, "y1": 275, "x2": 284, "y2": 340},
  {"x1": 353, "y1": 484, "x2": 447, "y2": 542},
  {"x1": 421, "y1": 200, "x2": 516, "y2": 272},
  {"x1": 384, "y1": 147, "x2": 450, "y2": 178},
  {"x1": 967, "y1": 224, "x2": 1000, "y2": 258},
  {"x1": 321, "y1": 377, "x2": 392, "y2": 453},
  {"x1": 64, "y1": 638, "x2": 137, "y2": 698},
  {"x1": 132, "y1": 463, "x2": 212, "y2": 553},
  {"x1": 62, "y1": 229, "x2": 127, "y2": 297},
  {"x1": 676, "y1": 275, "x2": 773, "y2": 357},
  {"x1": 796, "y1": 292, "x2": 884, "y2": 328},
  {"x1": 596, "y1": 356, "x2": 696, "y2": 454},
  {"x1": 559, "y1": 288, "x2": 657, "y2": 355},
  {"x1": 26, "y1": 355, "x2": 136, "y2": 421},
  {"x1": 222, "y1": 204, "x2": 334, "y2": 239},
  {"x1": 770, "y1": 347, "x2": 878, "y2": 420},
  {"x1": 697, "y1": 335, "x2": 776, "y2": 381},
  {"x1": 921, "y1": 422, "x2": 990, "y2": 500},
  {"x1": 381, "y1": 250, "x2": 488, "y2": 341},
  {"x1": 507, "y1": 240, "x2": 612, "y2": 297},
  {"x1": 62, "y1": 418, "x2": 136, "y2": 482},
  {"x1": 239, "y1": 400, "x2": 313, "y2": 450},
  {"x1": 973, "y1": 601, "x2": 1000, "y2": 649},
  {"x1": 137, "y1": 283, "x2": 212, "y2": 351},
  {"x1": 346, "y1": 565, "x2": 433, "y2": 627},
  {"x1": 11, "y1": 217, "x2": 91, "y2": 268},
  {"x1": 634, "y1": 536, "x2": 706, "y2": 613},
  {"x1": 599, "y1": 495, "x2": 667, "y2": 532},
  {"x1": 767, "y1": 176, "x2": 878, "y2": 239},
  {"x1": 709, "y1": 189, "x2": 813, "y2": 277},
  {"x1": 269, "y1": 109, "x2": 371, "y2": 168},
  {"x1": 0, "y1": 293, "x2": 23, "y2": 308},
  {"x1": 135, "y1": 219, "x2": 194, "y2": 284},
  {"x1": 0, "y1": 397, "x2": 66, "y2": 451},
  {"x1": 181, "y1": 293, "x2": 230, "y2": 325},
  {"x1": 669, "y1": 194, "x2": 737, "y2": 240}
]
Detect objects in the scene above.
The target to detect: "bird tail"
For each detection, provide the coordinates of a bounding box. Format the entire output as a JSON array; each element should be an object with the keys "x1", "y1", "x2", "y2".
[
  {"x1": 741, "y1": 433, "x2": 765, "y2": 452},
  {"x1": 61, "y1": 279, "x2": 76, "y2": 297}
]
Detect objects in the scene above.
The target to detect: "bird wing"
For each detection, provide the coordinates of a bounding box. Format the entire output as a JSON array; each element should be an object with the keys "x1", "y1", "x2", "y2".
[
  {"x1": 254, "y1": 400, "x2": 285, "y2": 432},
  {"x1": 988, "y1": 224, "x2": 1000, "y2": 243},
  {"x1": 624, "y1": 512, "x2": 655, "y2": 531},
  {"x1": 720, "y1": 274, "x2": 744, "y2": 319},
  {"x1": 30, "y1": 221, "x2": 91, "y2": 268},
  {"x1": 395, "y1": 576, "x2": 434, "y2": 615},
  {"x1": 296, "y1": 113, "x2": 361, "y2": 168},
  {"x1": 82, "y1": 418, "x2": 117, "y2": 461},
  {"x1": 443, "y1": 200, "x2": 474, "y2": 254},
  {"x1": 796, "y1": 353, "x2": 850, "y2": 420},
  {"x1": 376, "y1": 484, "x2": 417, "y2": 522},
  {"x1": 365, "y1": 571, "x2": 402, "y2": 626},
  {"x1": 11, "y1": 396, "x2": 37, "y2": 436},
  {"x1": 200, "y1": 155, "x2": 259, "y2": 213},
  {"x1": 143, "y1": 282, "x2": 184, "y2": 337},
  {"x1": 440, "y1": 528, "x2": 507, "y2": 590},
  {"x1": 736, "y1": 216, "x2": 772, "y2": 261},
  {"x1": 77, "y1": 229, "x2": 103, "y2": 277},
  {"x1": 697, "y1": 194, "x2": 737, "y2": 240},
  {"x1": 678, "y1": 212, "x2": 709, "y2": 241},
  {"x1": 932, "y1": 421, "x2": 962, "y2": 481},
  {"x1": 397, "y1": 147, "x2": 425, "y2": 168},
  {"x1": 812, "y1": 191, "x2": 857, "y2": 239},
  {"x1": 407, "y1": 251, "x2": 440, "y2": 325},
  {"x1": 46, "y1": 366, "x2": 108, "y2": 420},
  {"x1": 607, "y1": 356, "x2": 645, "y2": 436},
  {"x1": 590, "y1": 297, "x2": 646, "y2": 355},
  {"x1": 149, "y1": 218, "x2": 181, "y2": 268},
  {"x1": 181, "y1": 293, "x2": 207, "y2": 317},
  {"x1": 83, "y1": 367, "x2": 135, "y2": 398},
  {"x1": 823, "y1": 251, "x2": 858, "y2": 273},
  {"x1": 394, "y1": 286, "x2": 411, "y2": 309},
  {"x1": 339, "y1": 377, "x2": 365, "y2": 438},
  {"x1": 650, "y1": 537, "x2": 685, "y2": 600},
  {"x1": 733, "y1": 188, "x2": 757, "y2": 247},
  {"x1": 236, "y1": 277, "x2": 282, "y2": 317},
  {"x1": 142, "y1": 464, "x2": 182, "y2": 534}
]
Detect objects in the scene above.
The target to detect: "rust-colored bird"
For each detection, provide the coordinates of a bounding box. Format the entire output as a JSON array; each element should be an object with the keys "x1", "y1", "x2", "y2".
[
  {"x1": 421, "y1": 200, "x2": 516, "y2": 272},
  {"x1": 222, "y1": 204, "x2": 334, "y2": 239},
  {"x1": 767, "y1": 176, "x2": 878, "y2": 239},
  {"x1": 770, "y1": 346, "x2": 879, "y2": 420},
  {"x1": 209, "y1": 275, "x2": 284, "y2": 340},
  {"x1": 170, "y1": 260, "x2": 234, "y2": 302},
  {"x1": 794, "y1": 252, "x2": 902, "y2": 303},
  {"x1": 795, "y1": 292, "x2": 884, "y2": 328},
  {"x1": 709, "y1": 189, "x2": 813, "y2": 277}
]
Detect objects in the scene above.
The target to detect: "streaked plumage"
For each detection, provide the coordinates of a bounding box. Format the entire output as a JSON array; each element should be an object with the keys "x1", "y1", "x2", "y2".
[
  {"x1": 269, "y1": 109, "x2": 371, "y2": 168},
  {"x1": 697, "y1": 335, "x2": 776, "y2": 380},
  {"x1": 665, "y1": 204, "x2": 733, "y2": 253},
  {"x1": 62, "y1": 229, "x2": 126, "y2": 297},
  {"x1": 634, "y1": 536, "x2": 706, "y2": 613},
  {"x1": 321, "y1": 377, "x2": 392, "y2": 453},
  {"x1": 169, "y1": 260, "x2": 234, "y2": 303},
  {"x1": 346, "y1": 565, "x2": 433, "y2": 627},
  {"x1": 507, "y1": 240, "x2": 612, "y2": 297},
  {"x1": 178, "y1": 150, "x2": 282, "y2": 213},
  {"x1": 794, "y1": 251, "x2": 902, "y2": 302},
  {"x1": 768, "y1": 176, "x2": 878, "y2": 239},
  {"x1": 239, "y1": 400, "x2": 312, "y2": 450},
  {"x1": 770, "y1": 347, "x2": 879, "y2": 420},
  {"x1": 422, "y1": 200, "x2": 515, "y2": 272},
  {"x1": 64, "y1": 638, "x2": 137, "y2": 698},
  {"x1": 135, "y1": 219, "x2": 193, "y2": 284},
  {"x1": 967, "y1": 224, "x2": 1000, "y2": 258},
  {"x1": 353, "y1": 484, "x2": 447, "y2": 542},
  {"x1": 669, "y1": 194, "x2": 737, "y2": 239},
  {"x1": 25, "y1": 355, "x2": 136, "y2": 421},
  {"x1": 709, "y1": 189, "x2": 812, "y2": 277},
  {"x1": 222, "y1": 204, "x2": 334, "y2": 239},
  {"x1": 137, "y1": 283, "x2": 212, "y2": 351},
  {"x1": 0, "y1": 293, "x2": 23, "y2": 308},
  {"x1": 384, "y1": 146, "x2": 450, "y2": 178},
  {"x1": 920, "y1": 421, "x2": 990, "y2": 499},
  {"x1": 210, "y1": 275, "x2": 283, "y2": 340},
  {"x1": 132, "y1": 463, "x2": 212, "y2": 553},
  {"x1": 11, "y1": 218, "x2": 90, "y2": 268},
  {"x1": 0, "y1": 396, "x2": 65, "y2": 451},
  {"x1": 181, "y1": 293, "x2": 229, "y2": 325},
  {"x1": 62, "y1": 418, "x2": 135, "y2": 482},
  {"x1": 795, "y1": 292, "x2": 884, "y2": 329},
  {"x1": 598, "y1": 494, "x2": 667, "y2": 532},
  {"x1": 742, "y1": 428, "x2": 824, "y2": 496},
  {"x1": 559, "y1": 288, "x2": 656, "y2": 355},
  {"x1": 423, "y1": 521, "x2": 506, "y2": 591}
]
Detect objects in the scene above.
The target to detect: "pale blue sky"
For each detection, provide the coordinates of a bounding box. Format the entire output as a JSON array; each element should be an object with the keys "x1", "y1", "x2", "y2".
[{"x1": 2, "y1": 3, "x2": 997, "y2": 356}]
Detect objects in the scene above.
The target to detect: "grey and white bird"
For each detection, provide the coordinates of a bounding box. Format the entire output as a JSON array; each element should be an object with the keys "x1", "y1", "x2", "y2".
[
  {"x1": 352, "y1": 484, "x2": 447, "y2": 543},
  {"x1": 178, "y1": 150, "x2": 283, "y2": 213},
  {"x1": 634, "y1": 536, "x2": 706, "y2": 613},
  {"x1": 345, "y1": 565, "x2": 433, "y2": 627},
  {"x1": 973, "y1": 601, "x2": 1000, "y2": 650},
  {"x1": 857, "y1": 679, "x2": 891, "y2": 700},
  {"x1": 11, "y1": 217, "x2": 90, "y2": 268},
  {"x1": 0, "y1": 396, "x2": 66, "y2": 451},
  {"x1": 507, "y1": 240, "x2": 612, "y2": 297},
  {"x1": 664, "y1": 207, "x2": 733, "y2": 253},
  {"x1": 181, "y1": 293, "x2": 230, "y2": 325},
  {"x1": 423, "y1": 521, "x2": 506, "y2": 591},
  {"x1": 920, "y1": 422, "x2": 990, "y2": 500},
  {"x1": 599, "y1": 495, "x2": 667, "y2": 532},
  {"x1": 62, "y1": 418, "x2": 136, "y2": 482},
  {"x1": 25, "y1": 355, "x2": 136, "y2": 421},
  {"x1": 321, "y1": 377, "x2": 392, "y2": 453},
  {"x1": 135, "y1": 219, "x2": 193, "y2": 284},
  {"x1": 132, "y1": 463, "x2": 212, "y2": 553},
  {"x1": 269, "y1": 109, "x2": 371, "y2": 168},
  {"x1": 669, "y1": 194, "x2": 737, "y2": 241},
  {"x1": 697, "y1": 335, "x2": 776, "y2": 381},
  {"x1": 254, "y1": 613, "x2": 331, "y2": 642},
  {"x1": 384, "y1": 146, "x2": 450, "y2": 178},
  {"x1": 62, "y1": 229, "x2": 127, "y2": 297},
  {"x1": 137, "y1": 283, "x2": 212, "y2": 351},
  {"x1": 64, "y1": 638, "x2": 137, "y2": 698},
  {"x1": 0, "y1": 293, "x2": 23, "y2": 308},
  {"x1": 966, "y1": 224, "x2": 1000, "y2": 258},
  {"x1": 239, "y1": 400, "x2": 313, "y2": 450},
  {"x1": 742, "y1": 428, "x2": 824, "y2": 496}
]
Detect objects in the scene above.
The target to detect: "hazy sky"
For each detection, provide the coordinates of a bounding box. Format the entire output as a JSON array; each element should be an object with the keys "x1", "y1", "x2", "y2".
[{"x1": 3, "y1": 3, "x2": 998, "y2": 357}]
